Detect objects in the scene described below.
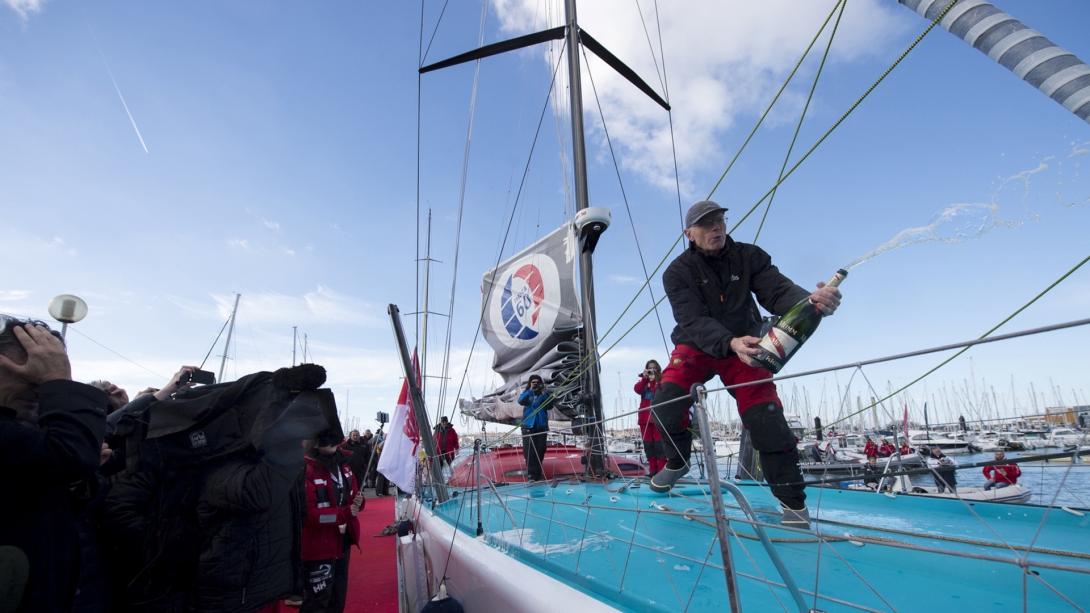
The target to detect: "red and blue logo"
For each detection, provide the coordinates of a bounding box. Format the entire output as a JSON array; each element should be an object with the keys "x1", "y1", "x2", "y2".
[{"x1": 500, "y1": 264, "x2": 544, "y2": 340}]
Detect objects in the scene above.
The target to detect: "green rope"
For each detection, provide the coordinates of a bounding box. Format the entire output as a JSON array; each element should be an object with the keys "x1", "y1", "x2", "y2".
[
  {"x1": 726, "y1": 0, "x2": 961, "y2": 231},
  {"x1": 705, "y1": 0, "x2": 846, "y2": 200},
  {"x1": 754, "y1": 0, "x2": 847, "y2": 244},
  {"x1": 817, "y1": 253, "x2": 1090, "y2": 433}
]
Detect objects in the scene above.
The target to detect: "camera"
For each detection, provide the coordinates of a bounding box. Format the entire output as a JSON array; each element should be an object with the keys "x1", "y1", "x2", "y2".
[{"x1": 179, "y1": 369, "x2": 216, "y2": 386}]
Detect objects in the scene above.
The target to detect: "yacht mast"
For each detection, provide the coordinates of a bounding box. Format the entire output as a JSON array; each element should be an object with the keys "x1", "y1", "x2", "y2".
[
  {"x1": 218, "y1": 293, "x2": 241, "y2": 383},
  {"x1": 564, "y1": 0, "x2": 607, "y2": 475}
]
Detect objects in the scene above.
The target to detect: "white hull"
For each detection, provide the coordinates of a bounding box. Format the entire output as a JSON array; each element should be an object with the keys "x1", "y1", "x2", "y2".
[
  {"x1": 900, "y1": 483, "x2": 1033, "y2": 504},
  {"x1": 397, "y1": 498, "x2": 618, "y2": 613}
]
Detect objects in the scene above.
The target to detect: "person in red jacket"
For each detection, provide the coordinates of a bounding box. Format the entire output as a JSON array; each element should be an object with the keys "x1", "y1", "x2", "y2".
[
  {"x1": 878, "y1": 438, "x2": 895, "y2": 457},
  {"x1": 634, "y1": 360, "x2": 664, "y2": 476},
  {"x1": 302, "y1": 430, "x2": 364, "y2": 613},
  {"x1": 863, "y1": 436, "x2": 879, "y2": 458},
  {"x1": 982, "y1": 450, "x2": 1021, "y2": 490},
  {"x1": 434, "y1": 415, "x2": 459, "y2": 467},
  {"x1": 899, "y1": 441, "x2": 912, "y2": 456}
]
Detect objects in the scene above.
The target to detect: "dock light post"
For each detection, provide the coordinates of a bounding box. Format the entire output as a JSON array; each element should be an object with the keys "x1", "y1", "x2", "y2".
[{"x1": 47, "y1": 294, "x2": 88, "y2": 340}]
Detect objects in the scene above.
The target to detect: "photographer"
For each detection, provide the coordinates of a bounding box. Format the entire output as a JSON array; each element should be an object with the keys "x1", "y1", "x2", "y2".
[
  {"x1": 0, "y1": 318, "x2": 107, "y2": 613},
  {"x1": 517, "y1": 374, "x2": 551, "y2": 482},
  {"x1": 634, "y1": 360, "x2": 665, "y2": 477}
]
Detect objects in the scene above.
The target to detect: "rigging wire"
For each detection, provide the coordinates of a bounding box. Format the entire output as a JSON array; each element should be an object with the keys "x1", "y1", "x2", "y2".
[
  {"x1": 580, "y1": 45, "x2": 671, "y2": 353},
  {"x1": 704, "y1": 0, "x2": 846, "y2": 202},
  {"x1": 753, "y1": 0, "x2": 847, "y2": 244},
  {"x1": 723, "y1": 0, "x2": 961, "y2": 228},
  {"x1": 815, "y1": 252, "x2": 1090, "y2": 433},
  {"x1": 438, "y1": 39, "x2": 572, "y2": 447},
  {"x1": 67, "y1": 327, "x2": 167, "y2": 380},
  {"x1": 435, "y1": 0, "x2": 490, "y2": 423}
]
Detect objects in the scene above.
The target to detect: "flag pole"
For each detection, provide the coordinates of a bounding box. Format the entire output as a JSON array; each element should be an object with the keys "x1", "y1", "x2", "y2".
[{"x1": 388, "y1": 304, "x2": 449, "y2": 504}]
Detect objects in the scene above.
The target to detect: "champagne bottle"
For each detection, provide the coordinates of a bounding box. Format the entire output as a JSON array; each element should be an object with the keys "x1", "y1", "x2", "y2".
[{"x1": 753, "y1": 269, "x2": 847, "y2": 374}]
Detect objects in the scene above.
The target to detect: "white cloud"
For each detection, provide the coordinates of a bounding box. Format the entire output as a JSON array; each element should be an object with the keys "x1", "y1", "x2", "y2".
[
  {"x1": 3, "y1": 0, "x2": 49, "y2": 20},
  {"x1": 245, "y1": 208, "x2": 281, "y2": 231},
  {"x1": 226, "y1": 238, "x2": 250, "y2": 248},
  {"x1": 492, "y1": 0, "x2": 907, "y2": 194},
  {"x1": 0, "y1": 290, "x2": 32, "y2": 302},
  {"x1": 609, "y1": 274, "x2": 639, "y2": 284},
  {"x1": 170, "y1": 286, "x2": 380, "y2": 328}
]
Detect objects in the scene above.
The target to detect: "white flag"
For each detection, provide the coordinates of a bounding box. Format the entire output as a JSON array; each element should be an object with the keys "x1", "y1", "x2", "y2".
[{"x1": 378, "y1": 357, "x2": 420, "y2": 493}]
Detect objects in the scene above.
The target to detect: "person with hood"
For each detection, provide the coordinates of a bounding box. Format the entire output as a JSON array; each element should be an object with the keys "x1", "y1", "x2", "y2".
[
  {"x1": 301, "y1": 429, "x2": 364, "y2": 613},
  {"x1": 0, "y1": 319, "x2": 107, "y2": 613}
]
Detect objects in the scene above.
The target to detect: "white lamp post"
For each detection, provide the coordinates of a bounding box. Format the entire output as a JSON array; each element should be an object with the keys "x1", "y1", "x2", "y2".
[{"x1": 47, "y1": 294, "x2": 88, "y2": 339}]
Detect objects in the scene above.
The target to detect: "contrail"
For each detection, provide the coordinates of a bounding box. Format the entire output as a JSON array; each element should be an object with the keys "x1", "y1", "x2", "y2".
[{"x1": 82, "y1": 11, "x2": 148, "y2": 153}]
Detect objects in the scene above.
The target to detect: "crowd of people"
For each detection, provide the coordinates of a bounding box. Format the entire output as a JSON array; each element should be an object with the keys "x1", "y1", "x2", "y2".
[{"x1": 0, "y1": 317, "x2": 386, "y2": 613}]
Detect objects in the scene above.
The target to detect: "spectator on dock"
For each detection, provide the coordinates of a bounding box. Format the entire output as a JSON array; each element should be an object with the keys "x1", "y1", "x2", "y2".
[
  {"x1": 0, "y1": 319, "x2": 107, "y2": 613},
  {"x1": 634, "y1": 360, "x2": 664, "y2": 476},
  {"x1": 982, "y1": 451, "x2": 1021, "y2": 490},
  {"x1": 518, "y1": 374, "x2": 552, "y2": 482},
  {"x1": 301, "y1": 429, "x2": 363, "y2": 613},
  {"x1": 434, "y1": 416, "x2": 459, "y2": 467},
  {"x1": 341, "y1": 429, "x2": 372, "y2": 484},
  {"x1": 928, "y1": 447, "x2": 958, "y2": 493}
]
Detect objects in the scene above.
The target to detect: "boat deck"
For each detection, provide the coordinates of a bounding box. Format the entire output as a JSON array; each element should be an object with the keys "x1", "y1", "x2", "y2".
[{"x1": 419, "y1": 478, "x2": 1090, "y2": 612}]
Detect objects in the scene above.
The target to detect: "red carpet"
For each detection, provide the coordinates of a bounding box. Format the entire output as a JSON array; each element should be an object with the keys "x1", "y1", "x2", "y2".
[{"x1": 344, "y1": 494, "x2": 399, "y2": 613}]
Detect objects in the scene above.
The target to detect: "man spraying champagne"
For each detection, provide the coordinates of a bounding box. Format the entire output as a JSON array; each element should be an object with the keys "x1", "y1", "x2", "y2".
[{"x1": 649, "y1": 201, "x2": 842, "y2": 529}]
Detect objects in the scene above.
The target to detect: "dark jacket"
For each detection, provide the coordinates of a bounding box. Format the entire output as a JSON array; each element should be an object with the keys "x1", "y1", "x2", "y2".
[
  {"x1": 99, "y1": 369, "x2": 330, "y2": 613},
  {"x1": 0, "y1": 380, "x2": 107, "y2": 613},
  {"x1": 663, "y1": 237, "x2": 809, "y2": 359},
  {"x1": 340, "y1": 438, "x2": 372, "y2": 478}
]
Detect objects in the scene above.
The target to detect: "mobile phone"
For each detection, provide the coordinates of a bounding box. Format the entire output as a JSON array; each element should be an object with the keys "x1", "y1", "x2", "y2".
[{"x1": 180, "y1": 369, "x2": 216, "y2": 386}]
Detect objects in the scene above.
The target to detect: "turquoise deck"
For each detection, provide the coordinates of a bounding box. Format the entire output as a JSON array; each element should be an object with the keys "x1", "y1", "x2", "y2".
[{"x1": 431, "y1": 480, "x2": 1090, "y2": 612}]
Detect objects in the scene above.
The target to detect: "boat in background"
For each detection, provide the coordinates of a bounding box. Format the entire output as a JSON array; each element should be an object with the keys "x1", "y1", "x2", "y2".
[{"x1": 446, "y1": 444, "x2": 646, "y2": 487}]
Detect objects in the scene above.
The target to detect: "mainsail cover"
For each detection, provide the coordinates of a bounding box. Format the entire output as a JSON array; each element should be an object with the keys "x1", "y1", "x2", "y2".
[{"x1": 460, "y1": 222, "x2": 584, "y2": 424}]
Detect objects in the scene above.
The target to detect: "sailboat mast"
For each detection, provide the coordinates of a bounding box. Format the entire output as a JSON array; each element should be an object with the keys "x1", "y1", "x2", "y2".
[
  {"x1": 564, "y1": 0, "x2": 607, "y2": 475},
  {"x1": 218, "y1": 293, "x2": 241, "y2": 383}
]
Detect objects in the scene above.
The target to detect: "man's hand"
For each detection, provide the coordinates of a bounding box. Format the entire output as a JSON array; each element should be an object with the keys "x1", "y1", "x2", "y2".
[
  {"x1": 100, "y1": 442, "x2": 113, "y2": 466},
  {"x1": 808, "y1": 281, "x2": 843, "y2": 317},
  {"x1": 153, "y1": 366, "x2": 199, "y2": 401},
  {"x1": 729, "y1": 336, "x2": 763, "y2": 367},
  {"x1": 105, "y1": 383, "x2": 130, "y2": 411},
  {"x1": 0, "y1": 324, "x2": 72, "y2": 384}
]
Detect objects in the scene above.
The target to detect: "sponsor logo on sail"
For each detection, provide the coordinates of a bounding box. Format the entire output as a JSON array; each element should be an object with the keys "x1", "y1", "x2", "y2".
[
  {"x1": 500, "y1": 264, "x2": 545, "y2": 340},
  {"x1": 488, "y1": 253, "x2": 562, "y2": 349}
]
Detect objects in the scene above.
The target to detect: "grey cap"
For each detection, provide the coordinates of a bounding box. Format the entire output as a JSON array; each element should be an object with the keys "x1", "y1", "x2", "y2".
[{"x1": 684, "y1": 200, "x2": 728, "y2": 228}]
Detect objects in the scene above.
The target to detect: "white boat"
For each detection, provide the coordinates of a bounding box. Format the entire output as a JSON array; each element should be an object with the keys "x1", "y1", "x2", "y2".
[
  {"x1": 1046, "y1": 427, "x2": 1088, "y2": 448},
  {"x1": 854, "y1": 478, "x2": 1034, "y2": 505},
  {"x1": 392, "y1": 1, "x2": 1090, "y2": 611}
]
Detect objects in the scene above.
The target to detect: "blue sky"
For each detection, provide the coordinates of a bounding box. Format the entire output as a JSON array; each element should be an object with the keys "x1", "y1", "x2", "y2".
[{"x1": 2, "y1": 0, "x2": 1088, "y2": 435}]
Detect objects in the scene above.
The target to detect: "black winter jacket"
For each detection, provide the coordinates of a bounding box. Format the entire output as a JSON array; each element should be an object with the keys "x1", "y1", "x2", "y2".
[
  {"x1": 99, "y1": 371, "x2": 328, "y2": 613},
  {"x1": 664, "y1": 237, "x2": 810, "y2": 359},
  {"x1": 0, "y1": 380, "x2": 107, "y2": 613}
]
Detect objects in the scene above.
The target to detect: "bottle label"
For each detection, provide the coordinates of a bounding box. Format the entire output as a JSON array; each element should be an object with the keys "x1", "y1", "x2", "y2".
[{"x1": 757, "y1": 327, "x2": 800, "y2": 360}]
